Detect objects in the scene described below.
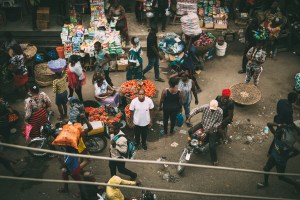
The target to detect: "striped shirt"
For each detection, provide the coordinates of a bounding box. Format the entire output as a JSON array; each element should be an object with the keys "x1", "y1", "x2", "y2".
[
  {"x1": 53, "y1": 72, "x2": 67, "y2": 94},
  {"x1": 190, "y1": 104, "x2": 223, "y2": 133}
]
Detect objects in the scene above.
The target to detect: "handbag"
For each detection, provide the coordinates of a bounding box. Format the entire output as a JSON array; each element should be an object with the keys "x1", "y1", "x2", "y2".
[{"x1": 176, "y1": 112, "x2": 184, "y2": 127}]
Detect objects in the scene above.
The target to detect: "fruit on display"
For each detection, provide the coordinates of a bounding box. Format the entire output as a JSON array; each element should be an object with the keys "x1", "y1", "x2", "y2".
[
  {"x1": 8, "y1": 113, "x2": 18, "y2": 122},
  {"x1": 85, "y1": 106, "x2": 122, "y2": 124},
  {"x1": 124, "y1": 105, "x2": 131, "y2": 119},
  {"x1": 120, "y1": 80, "x2": 156, "y2": 99},
  {"x1": 193, "y1": 32, "x2": 215, "y2": 47}
]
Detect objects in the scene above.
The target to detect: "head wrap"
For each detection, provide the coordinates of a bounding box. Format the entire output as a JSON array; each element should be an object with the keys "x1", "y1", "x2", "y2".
[{"x1": 222, "y1": 88, "x2": 231, "y2": 97}]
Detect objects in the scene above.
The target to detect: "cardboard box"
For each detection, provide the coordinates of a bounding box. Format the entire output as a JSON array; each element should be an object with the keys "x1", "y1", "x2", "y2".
[
  {"x1": 214, "y1": 23, "x2": 227, "y2": 29},
  {"x1": 204, "y1": 23, "x2": 214, "y2": 29},
  {"x1": 36, "y1": 20, "x2": 49, "y2": 30},
  {"x1": 117, "y1": 58, "x2": 128, "y2": 71},
  {"x1": 37, "y1": 7, "x2": 49, "y2": 21}
]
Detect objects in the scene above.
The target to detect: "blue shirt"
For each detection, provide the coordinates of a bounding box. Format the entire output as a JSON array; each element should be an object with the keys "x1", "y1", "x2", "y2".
[{"x1": 64, "y1": 155, "x2": 79, "y2": 172}]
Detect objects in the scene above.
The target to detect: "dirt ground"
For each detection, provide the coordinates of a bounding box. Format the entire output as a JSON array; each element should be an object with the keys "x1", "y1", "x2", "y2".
[{"x1": 0, "y1": 40, "x2": 300, "y2": 200}]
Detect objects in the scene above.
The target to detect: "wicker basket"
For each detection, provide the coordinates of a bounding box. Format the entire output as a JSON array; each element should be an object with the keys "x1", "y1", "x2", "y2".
[
  {"x1": 35, "y1": 79, "x2": 53, "y2": 87},
  {"x1": 193, "y1": 41, "x2": 215, "y2": 53},
  {"x1": 21, "y1": 44, "x2": 37, "y2": 59},
  {"x1": 230, "y1": 83, "x2": 261, "y2": 105},
  {"x1": 34, "y1": 62, "x2": 55, "y2": 82}
]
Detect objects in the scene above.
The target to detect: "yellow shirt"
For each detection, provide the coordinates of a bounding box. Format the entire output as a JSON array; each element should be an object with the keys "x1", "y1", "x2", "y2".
[
  {"x1": 53, "y1": 72, "x2": 67, "y2": 94},
  {"x1": 106, "y1": 176, "x2": 136, "y2": 200}
]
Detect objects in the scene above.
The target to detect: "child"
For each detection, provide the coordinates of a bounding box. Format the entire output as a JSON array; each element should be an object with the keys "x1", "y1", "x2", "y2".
[
  {"x1": 58, "y1": 146, "x2": 81, "y2": 194},
  {"x1": 94, "y1": 41, "x2": 113, "y2": 86},
  {"x1": 53, "y1": 69, "x2": 68, "y2": 120}
]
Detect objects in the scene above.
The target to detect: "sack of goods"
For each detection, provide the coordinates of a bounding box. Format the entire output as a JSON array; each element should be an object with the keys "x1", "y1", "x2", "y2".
[
  {"x1": 52, "y1": 123, "x2": 83, "y2": 149},
  {"x1": 181, "y1": 13, "x2": 202, "y2": 36}
]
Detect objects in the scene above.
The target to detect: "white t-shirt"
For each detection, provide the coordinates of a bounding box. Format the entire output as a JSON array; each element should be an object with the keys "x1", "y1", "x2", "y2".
[{"x1": 129, "y1": 97, "x2": 154, "y2": 126}]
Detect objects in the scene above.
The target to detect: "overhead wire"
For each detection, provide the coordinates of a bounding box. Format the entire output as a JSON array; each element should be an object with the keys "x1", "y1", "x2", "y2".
[
  {"x1": 0, "y1": 175, "x2": 298, "y2": 200},
  {"x1": 1, "y1": 142, "x2": 300, "y2": 177}
]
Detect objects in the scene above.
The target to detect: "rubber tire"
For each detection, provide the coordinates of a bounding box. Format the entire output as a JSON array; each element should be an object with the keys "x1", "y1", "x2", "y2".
[
  {"x1": 86, "y1": 135, "x2": 107, "y2": 154},
  {"x1": 27, "y1": 140, "x2": 48, "y2": 157}
]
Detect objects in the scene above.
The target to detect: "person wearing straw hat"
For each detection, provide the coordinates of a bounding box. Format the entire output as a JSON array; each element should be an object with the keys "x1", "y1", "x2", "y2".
[{"x1": 186, "y1": 100, "x2": 223, "y2": 166}]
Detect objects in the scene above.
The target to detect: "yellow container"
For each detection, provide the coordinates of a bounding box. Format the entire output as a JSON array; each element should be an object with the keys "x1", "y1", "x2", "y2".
[{"x1": 88, "y1": 121, "x2": 105, "y2": 136}]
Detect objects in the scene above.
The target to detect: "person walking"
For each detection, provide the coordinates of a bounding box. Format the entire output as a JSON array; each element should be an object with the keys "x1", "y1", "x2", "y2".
[
  {"x1": 186, "y1": 100, "x2": 223, "y2": 165},
  {"x1": 67, "y1": 55, "x2": 86, "y2": 102},
  {"x1": 257, "y1": 122, "x2": 300, "y2": 192},
  {"x1": 245, "y1": 40, "x2": 267, "y2": 86},
  {"x1": 238, "y1": 18, "x2": 259, "y2": 74},
  {"x1": 274, "y1": 92, "x2": 298, "y2": 125},
  {"x1": 152, "y1": 0, "x2": 170, "y2": 32},
  {"x1": 94, "y1": 41, "x2": 113, "y2": 86},
  {"x1": 129, "y1": 88, "x2": 154, "y2": 150},
  {"x1": 127, "y1": 37, "x2": 143, "y2": 80},
  {"x1": 177, "y1": 73, "x2": 198, "y2": 123},
  {"x1": 53, "y1": 69, "x2": 68, "y2": 120},
  {"x1": 142, "y1": 25, "x2": 165, "y2": 82},
  {"x1": 159, "y1": 77, "x2": 182, "y2": 135},
  {"x1": 24, "y1": 84, "x2": 51, "y2": 138},
  {"x1": 109, "y1": 122, "x2": 137, "y2": 180}
]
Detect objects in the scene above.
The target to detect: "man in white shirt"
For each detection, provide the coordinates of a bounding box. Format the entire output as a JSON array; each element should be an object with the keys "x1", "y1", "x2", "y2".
[{"x1": 129, "y1": 89, "x2": 154, "y2": 150}]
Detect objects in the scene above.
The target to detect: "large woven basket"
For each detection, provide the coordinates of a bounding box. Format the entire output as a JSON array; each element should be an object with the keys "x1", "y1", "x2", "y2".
[
  {"x1": 34, "y1": 62, "x2": 55, "y2": 82},
  {"x1": 21, "y1": 44, "x2": 37, "y2": 59},
  {"x1": 35, "y1": 79, "x2": 53, "y2": 87},
  {"x1": 230, "y1": 83, "x2": 261, "y2": 105}
]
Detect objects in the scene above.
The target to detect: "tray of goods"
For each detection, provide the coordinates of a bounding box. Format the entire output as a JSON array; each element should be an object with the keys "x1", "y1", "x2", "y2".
[
  {"x1": 48, "y1": 59, "x2": 67, "y2": 73},
  {"x1": 120, "y1": 80, "x2": 156, "y2": 103},
  {"x1": 192, "y1": 32, "x2": 216, "y2": 53},
  {"x1": 85, "y1": 106, "x2": 123, "y2": 125},
  {"x1": 230, "y1": 83, "x2": 261, "y2": 105}
]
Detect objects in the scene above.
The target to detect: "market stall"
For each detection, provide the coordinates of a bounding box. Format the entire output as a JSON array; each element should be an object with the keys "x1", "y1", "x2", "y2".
[{"x1": 59, "y1": 0, "x2": 126, "y2": 71}]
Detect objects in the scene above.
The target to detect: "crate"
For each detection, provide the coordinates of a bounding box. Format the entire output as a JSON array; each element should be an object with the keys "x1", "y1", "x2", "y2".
[
  {"x1": 36, "y1": 20, "x2": 49, "y2": 30},
  {"x1": 37, "y1": 7, "x2": 49, "y2": 21},
  {"x1": 204, "y1": 23, "x2": 214, "y2": 29},
  {"x1": 214, "y1": 23, "x2": 228, "y2": 29}
]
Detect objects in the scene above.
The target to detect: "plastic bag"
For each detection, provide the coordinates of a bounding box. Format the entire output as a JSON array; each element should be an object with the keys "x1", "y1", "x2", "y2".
[
  {"x1": 176, "y1": 113, "x2": 184, "y2": 127},
  {"x1": 22, "y1": 124, "x2": 32, "y2": 143}
]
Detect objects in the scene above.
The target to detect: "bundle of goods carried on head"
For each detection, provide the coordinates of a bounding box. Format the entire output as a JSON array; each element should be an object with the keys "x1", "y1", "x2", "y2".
[
  {"x1": 48, "y1": 59, "x2": 67, "y2": 73},
  {"x1": 52, "y1": 123, "x2": 83, "y2": 149},
  {"x1": 120, "y1": 80, "x2": 156, "y2": 100},
  {"x1": 85, "y1": 105, "x2": 123, "y2": 124}
]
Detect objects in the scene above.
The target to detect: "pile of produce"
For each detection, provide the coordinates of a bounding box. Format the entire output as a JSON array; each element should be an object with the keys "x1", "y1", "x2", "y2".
[
  {"x1": 8, "y1": 113, "x2": 18, "y2": 123},
  {"x1": 193, "y1": 32, "x2": 215, "y2": 47},
  {"x1": 120, "y1": 80, "x2": 156, "y2": 99},
  {"x1": 85, "y1": 106, "x2": 122, "y2": 124},
  {"x1": 124, "y1": 105, "x2": 131, "y2": 119}
]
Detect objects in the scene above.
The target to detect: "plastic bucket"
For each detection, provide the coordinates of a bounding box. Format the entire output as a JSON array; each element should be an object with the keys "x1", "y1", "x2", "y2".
[
  {"x1": 215, "y1": 42, "x2": 227, "y2": 56},
  {"x1": 56, "y1": 46, "x2": 65, "y2": 59}
]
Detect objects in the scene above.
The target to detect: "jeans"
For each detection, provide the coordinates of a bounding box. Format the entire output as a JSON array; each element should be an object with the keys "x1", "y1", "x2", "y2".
[
  {"x1": 183, "y1": 102, "x2": 191, "y2": 118},
  {"x1": 163, "y1": 110, "x2": 177, "y2": 134},
  {"x1": 262, "y1": 155, "x2": 297, "y2": 187},
  {"x1": 188, "y1": 123, "x2": 218, "y2": 163},
  {"x1": 143, "y1": 56, "x2": 160, "y2": 79},
  {"x1": 109, "y1": 160, "x2": 137, "y2": 179},
  {"x1": 134, "y1": 125, "x2": 148, "y2": 146},
  {"x1": 68, "y1": 86, "x2": 83, "y2": 102}
]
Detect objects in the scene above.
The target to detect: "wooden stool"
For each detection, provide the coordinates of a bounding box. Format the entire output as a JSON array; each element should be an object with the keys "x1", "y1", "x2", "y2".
[{"x1": 171, "y1": 14, "x2": 183, "y2": 25}]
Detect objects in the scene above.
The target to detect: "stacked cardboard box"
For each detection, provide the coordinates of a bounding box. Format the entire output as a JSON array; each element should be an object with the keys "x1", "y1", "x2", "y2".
[{"x1": 36, "y1": 7, "x2": 49, "y2": 30}]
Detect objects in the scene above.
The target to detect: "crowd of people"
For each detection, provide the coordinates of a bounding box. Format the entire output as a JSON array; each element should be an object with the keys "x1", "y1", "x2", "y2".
[{"x1": 0, "y1": 1, "x2": 300, "y2": 199}]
